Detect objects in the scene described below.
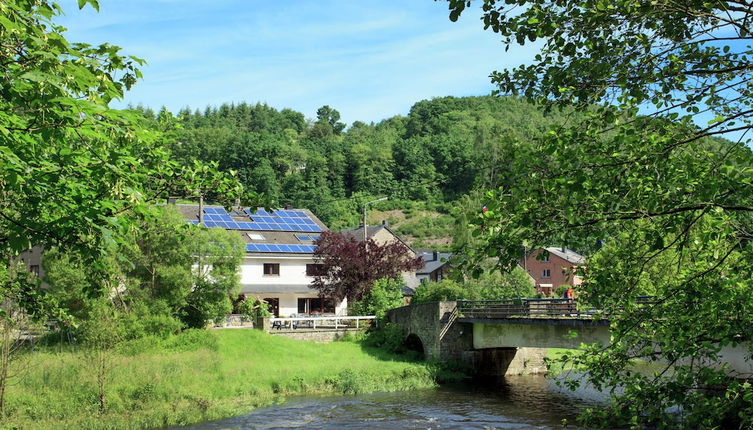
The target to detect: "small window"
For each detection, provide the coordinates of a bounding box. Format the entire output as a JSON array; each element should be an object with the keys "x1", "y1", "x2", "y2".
[
  {"x1": 542, "y1": 269, "x2": 551, "y2": 278},
  {"x1": 247, "y1": 233, "x2": 265, "y2": 240},
  {"x1": 263, "y1": 263, "x2": 280, "y2": 276},
  {"x1": 29, "y1": 265, "x2": 39, "y2": 276},
  {"x1": 541, "y1": 254, "x2": 549, "y2": 262},
  {"x1": 306, "y1": 264, "x2": 325, "y2": 276}
]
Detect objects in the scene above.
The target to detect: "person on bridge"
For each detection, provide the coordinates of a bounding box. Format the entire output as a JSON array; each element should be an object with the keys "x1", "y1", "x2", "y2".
[{"x1": 566, "y1": 287, "x2": 575, "y2": 313}]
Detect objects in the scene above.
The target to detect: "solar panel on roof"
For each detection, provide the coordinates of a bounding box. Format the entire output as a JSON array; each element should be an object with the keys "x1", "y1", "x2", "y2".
[
  {"x1": 243, "y1": 243, "x2": 318, "y2": 253},
  {"x1": 240, "y1": 207, "x2": 323, "y2": 232}
]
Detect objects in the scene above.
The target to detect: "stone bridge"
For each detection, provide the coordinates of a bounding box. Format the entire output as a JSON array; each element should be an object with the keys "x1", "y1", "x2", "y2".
[
  {"x1": 387, "y1": 301, "x2": 557, "y2": 376},
  {"x1": 387, "y1": 299, "x2": 753, "y2": 377}
]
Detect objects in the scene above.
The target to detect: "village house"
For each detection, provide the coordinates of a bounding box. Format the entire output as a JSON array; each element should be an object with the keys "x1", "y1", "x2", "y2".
[
  {"x1": 16, "y1": 246, "x2": 44, "y2": 281},
  {"x1": 521, "y1": 247, "x2": 585, "y2": 297},
  {"x1": 415, "y1": 250, "x2": 452, "y2": 284},
  {"x1": 343, "y1": 222, "x2": 423, "y2": 299},
  {"x1": 176, "y1": 204, "x2": 346, "y2": 317}
]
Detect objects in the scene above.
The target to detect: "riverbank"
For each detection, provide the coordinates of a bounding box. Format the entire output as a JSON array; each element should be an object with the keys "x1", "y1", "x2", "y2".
[{"x1": 3, "y1": 330, "x2": 463, "y2": 429}]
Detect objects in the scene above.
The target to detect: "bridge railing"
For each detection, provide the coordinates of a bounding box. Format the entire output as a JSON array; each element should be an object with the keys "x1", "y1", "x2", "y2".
[
  {"x1": 457, "y1": 298, "x2": 581, "y2": 319},
  {"x1": 456, "y1": 296, "x2": 657, "y2": 319}
]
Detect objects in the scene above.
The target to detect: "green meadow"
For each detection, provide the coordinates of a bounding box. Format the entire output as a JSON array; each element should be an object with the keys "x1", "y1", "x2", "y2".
[{"x1": 3, "y1": 330, "x2": 460, "y2": 430}]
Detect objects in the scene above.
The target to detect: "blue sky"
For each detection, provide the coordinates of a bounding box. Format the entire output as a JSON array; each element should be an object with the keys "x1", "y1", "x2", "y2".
[{"x1": 57, "y1": 0, "x2": 537, "y2": 125}]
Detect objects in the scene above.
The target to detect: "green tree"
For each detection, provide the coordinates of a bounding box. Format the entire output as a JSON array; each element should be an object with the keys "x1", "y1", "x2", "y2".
[
  {"x1": 77, "y1": 299, "x2": 124, "y2": 413},
  {"x1": 43, "y1": 206, "x2": 246, "y2": 335},
  {"x1": 465, "y1": 266, "x2": 536, "y2": 300},
  {"x1": 121, "y1": 207, "x2": 246, "y2": 330},
  {"x1": 412, "y1": 267, "x2": 535, "y2": 303},
  {"x1": 349, "y1": 278, "x2": 405, "y2": 322},
  {"x1": 447, "y1": 0, "x2": 753, "y2": 427},
  {"x1": 412, "y1": 279, "x2": 468, "y2": 303},
  {"x1": 0, "y1": 0, "x2": 240, "y2": 415},
  {"x1": 315, "y1": 105, "x2": 346, "y2": 135}
]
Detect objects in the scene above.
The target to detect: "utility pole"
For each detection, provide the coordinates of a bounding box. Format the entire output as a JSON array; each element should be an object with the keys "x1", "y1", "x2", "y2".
[{"x1": 198, "y1": 193, "x2": 204, "y2": 226}]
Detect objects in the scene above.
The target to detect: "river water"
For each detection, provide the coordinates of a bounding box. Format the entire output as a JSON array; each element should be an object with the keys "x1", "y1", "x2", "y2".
[{"x1": 175, "y1": 375, "x2": 605, "y2": 429}]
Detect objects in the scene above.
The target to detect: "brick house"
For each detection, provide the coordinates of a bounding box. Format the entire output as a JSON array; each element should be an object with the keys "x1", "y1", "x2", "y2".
[{"x1": 521, "y1": 247, "x2": 585, "y2": 297}]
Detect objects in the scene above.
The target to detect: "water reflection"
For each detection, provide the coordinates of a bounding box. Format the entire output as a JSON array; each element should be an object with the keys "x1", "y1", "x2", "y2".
[{"x1": 175, "y1": 375, "x2": 604, "y2": 430}]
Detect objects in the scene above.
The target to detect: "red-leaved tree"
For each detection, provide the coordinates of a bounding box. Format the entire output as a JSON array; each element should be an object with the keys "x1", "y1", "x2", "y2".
[{"x1": 310, "y1": 231, "x2": 424, "y2": 302}]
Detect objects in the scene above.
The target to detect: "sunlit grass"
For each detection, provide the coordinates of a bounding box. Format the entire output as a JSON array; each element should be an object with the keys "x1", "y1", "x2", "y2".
[{"x1": 3, "y1": 330, "x2": 443, "y2": 429}]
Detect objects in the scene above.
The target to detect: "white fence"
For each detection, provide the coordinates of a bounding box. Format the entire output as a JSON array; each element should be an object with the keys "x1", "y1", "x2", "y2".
[{"x1": 269, "y1": 315, "x2": 376, "y2": 330}]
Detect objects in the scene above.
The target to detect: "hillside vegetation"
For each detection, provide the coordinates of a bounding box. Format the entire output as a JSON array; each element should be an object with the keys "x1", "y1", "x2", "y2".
[{"x1": 138, "y1": 96, "x2": 570, "y2": 244}]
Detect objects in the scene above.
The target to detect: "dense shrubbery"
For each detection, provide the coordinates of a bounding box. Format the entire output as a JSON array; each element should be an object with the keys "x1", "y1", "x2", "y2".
[
  {"x1": 42, "y1": 206, "x2": 245, "y2": 341},
  {"x1": 412, "y1": 266, "x2": 536, "y2": 303},
  {"x1": 348, "y1": 278, "x2": 405, "y2": 323}
]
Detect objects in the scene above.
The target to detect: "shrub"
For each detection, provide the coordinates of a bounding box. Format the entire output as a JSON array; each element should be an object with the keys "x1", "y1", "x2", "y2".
[
  {"x1": 412, "y1": 279, "x2": 469, "y2": 303},
  {"x1": 349, "y1": 278, "x2": 404, "y2": 322},
  {"x1": 363, "y1": 323, "x2": 408, "y2": 355}
]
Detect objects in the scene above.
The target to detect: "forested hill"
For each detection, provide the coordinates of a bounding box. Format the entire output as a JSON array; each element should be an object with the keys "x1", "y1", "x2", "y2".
[{"x1": 142, "y1": 96, "x2": 569, "y2": 234}]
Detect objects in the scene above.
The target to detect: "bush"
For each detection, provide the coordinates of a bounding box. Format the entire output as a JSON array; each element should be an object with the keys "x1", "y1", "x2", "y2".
[
  {"x1": 412, "y1": 279, "x2": 468, "y2": 303},
  {"x1": 349, "y1": 278, "x2": 404, "y2": 322},
  {"x1": 363, "y1": 323, "x2": 408, "y2": 355},
  {"x1": 413, "y1": 267, "x2": 536, "y2": 303}
]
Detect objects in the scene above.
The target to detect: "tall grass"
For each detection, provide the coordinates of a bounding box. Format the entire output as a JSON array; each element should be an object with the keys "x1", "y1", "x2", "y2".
[{"x1": 3, "y1": 330, "x2": 449, "y2": 429}]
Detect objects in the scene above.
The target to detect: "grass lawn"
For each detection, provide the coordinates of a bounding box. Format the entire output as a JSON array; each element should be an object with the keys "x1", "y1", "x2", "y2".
[{"x1": 2, "y1": 330, "x2": 454, "y2": 429}]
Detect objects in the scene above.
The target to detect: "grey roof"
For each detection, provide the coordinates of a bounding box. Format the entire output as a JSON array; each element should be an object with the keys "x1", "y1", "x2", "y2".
[
  {"x1": 173, "y1": 204, "x2": 328, "y2": 255},
  {"x1": 544, "y1": 247, "x2": 586, "y2": 265},
  {"x1": 240, "y1": 284, "x2": 317, "y2": 294},
  {"x1": 342, "y1": 224, "x2": 415, "y2": 253},
  {"x1": 416, "y1": 250, "x2": 452, "y2": 275},
  {"x1": 343, "y1": 224, "x2": 388, "y2": 240}
]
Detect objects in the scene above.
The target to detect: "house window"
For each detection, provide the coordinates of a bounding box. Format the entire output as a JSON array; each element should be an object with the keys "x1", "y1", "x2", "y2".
[
  {"x1": 247, "y1": 233, "x2": 265, "y2": 240},
  {"x1": 542, "y1": 269, "x2": 551, "y2": 278},
  {"x1": 263, "y1": 263, "x2": 280, "y2": 276},
  {"x1": 298, "y1": 297, "x2": 335, "y2": 315},
  {"x1": 306, "y1": 264, "x2": 325, "y2": 276},
  {"x1": 29, "y1": 265, "x2": 39, "y2": 276},
  {"x1": 541, "y1": 254, "x2": 549, "y2": 262},
  {"x1": 295, "y1": 234, "x2": 320, "y2": 242}
]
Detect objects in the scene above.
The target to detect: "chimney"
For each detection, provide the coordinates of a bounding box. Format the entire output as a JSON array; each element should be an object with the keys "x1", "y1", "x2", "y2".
[
  {"x1": 433, "y1": 251, "x2": 438, "y2": 261},
  {"x1": 285, "y1": 204, "x2": 294, "y2": 210},
  {"x1": 382, "y1": 220, "x2": 388, "y2": 226}
]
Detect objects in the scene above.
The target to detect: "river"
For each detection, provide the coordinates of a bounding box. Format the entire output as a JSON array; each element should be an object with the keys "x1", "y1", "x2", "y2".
[{"x1": 174, "y1": 375, "x2": 605, "y2": 429}]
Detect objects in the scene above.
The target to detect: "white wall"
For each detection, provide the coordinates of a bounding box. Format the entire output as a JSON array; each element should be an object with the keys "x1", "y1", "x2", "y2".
[
  {"x1": 241, "y1": 255, "x2": 348, "y2": 316},
  {"x1": 240, "y1": 256, "x2": 311, "y2": 286}
]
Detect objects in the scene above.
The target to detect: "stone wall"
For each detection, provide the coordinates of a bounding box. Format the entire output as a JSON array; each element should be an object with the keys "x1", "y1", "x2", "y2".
[
  {"x1": 269, "y1": 328, "x2": 361, "y2": 343},
  {"x1": 387, "y1": 301, "x2": 463, "y2": 360},
  {"x1": 463, "y1": 347, "x2": 547, "y2": 376}
]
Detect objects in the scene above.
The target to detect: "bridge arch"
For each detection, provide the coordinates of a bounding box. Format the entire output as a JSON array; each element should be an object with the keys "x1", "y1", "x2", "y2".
[{"x1": 404, "y1": 333, "x2": 425, "y2": 357}]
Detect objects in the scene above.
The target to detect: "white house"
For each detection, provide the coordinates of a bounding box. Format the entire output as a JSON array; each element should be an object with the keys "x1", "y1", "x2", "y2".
[{"x1": 176, "y1": 204, "x2": 346, "y2": 317}]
